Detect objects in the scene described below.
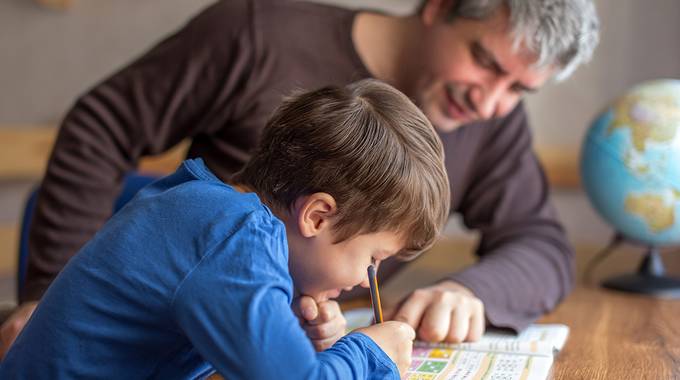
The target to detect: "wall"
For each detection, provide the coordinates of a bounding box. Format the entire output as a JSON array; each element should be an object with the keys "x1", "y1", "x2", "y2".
[{"x1": 0, "y1": 0, "x2": 214, "y2": 301}]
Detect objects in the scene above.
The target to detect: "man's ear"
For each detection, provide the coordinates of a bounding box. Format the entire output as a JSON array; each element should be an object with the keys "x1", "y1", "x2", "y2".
[
  {"x1": 296, "y1": 193, "x2": 337, "y2": 238},
  {"x1": 421, "y1": 0, "x2": 456, "y2": 26}
]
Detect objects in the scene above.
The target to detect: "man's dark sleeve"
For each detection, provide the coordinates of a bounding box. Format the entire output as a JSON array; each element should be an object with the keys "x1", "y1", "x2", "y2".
[
  {"x1": 448, "y1": 103, "x2": 575, "y2": 332},
  {"x1": 23, "y1": 1, "x2": 257, "y2": 302}
]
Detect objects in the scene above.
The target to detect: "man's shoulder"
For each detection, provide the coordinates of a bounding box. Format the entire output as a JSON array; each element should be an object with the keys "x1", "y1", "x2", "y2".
[
  {"x1": 180, "y1": 0, "x2": 352, "y2": 68},
  {"x1": 130, "y1": 162, "x2": 276, "y2": 235},
  {"x1": 195, "y1": 0, "x2": 349, "y2": 28},
  {"x1": 252, "y1": 0, "x2": 354, "y2": 43}
]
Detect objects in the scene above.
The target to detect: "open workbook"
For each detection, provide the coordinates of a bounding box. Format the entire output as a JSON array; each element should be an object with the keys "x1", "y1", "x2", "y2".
[{"x1": 344, "y1": 308, "x2": 569, "y2": 380}]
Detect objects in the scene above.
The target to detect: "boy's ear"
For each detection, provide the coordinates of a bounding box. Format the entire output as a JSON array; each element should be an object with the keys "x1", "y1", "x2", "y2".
[
  {"x1": 421, "y1": 0, "x2": 455, "y2": 26},
  {"x1": 296, "y1": 193, "x2": 337, "y2": 238}
]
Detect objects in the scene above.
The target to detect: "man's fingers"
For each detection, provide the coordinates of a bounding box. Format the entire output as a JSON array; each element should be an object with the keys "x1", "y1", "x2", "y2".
[
  {"x1": 417, "y1": 292, "x2": 455, "y2": 342},
  {"x1": 465, "y1": 300, "x2": 485, "y2": 342},
  {"x1": 390, "y1": 283, "x2": 486, "y2": 345},
  {"x1": 392, "y1": 290, "x2": 430, "y2": 328},
  {"x1": 445, "y1": 303, "x2": 470, "y2": 343},
  {"x1": 0, "y1": 302, "x2": 38, "y2": 359}
]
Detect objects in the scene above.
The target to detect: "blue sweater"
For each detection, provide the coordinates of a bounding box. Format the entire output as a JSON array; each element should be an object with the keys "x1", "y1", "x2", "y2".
[{"x1": 1, "y1": 159, "x2": 398, "y2": 379}]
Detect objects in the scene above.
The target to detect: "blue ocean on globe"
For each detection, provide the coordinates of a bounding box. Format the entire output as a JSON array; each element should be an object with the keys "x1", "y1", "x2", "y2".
[{"x1": 580, "y1": 79, "x2": 680, "y2": 246}]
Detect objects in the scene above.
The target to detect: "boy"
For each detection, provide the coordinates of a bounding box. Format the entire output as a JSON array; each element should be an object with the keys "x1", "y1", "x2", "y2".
[{"x1": 0, "y1": 79, "x2": 450, "y2": 379}]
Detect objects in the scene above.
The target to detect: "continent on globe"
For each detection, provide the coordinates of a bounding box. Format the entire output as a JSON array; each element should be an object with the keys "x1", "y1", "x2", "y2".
[
  {"x1": 625, "y1": 192, "x2": 675, "y2": 232},
  {"x1": 609, "y1": 93, "x2": 680, "y2": 152}
]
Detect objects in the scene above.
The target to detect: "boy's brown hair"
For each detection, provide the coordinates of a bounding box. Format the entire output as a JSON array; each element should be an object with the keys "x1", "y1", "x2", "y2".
[{"x1": 233, "y1": 79, "x2": 450, "y2": 259}]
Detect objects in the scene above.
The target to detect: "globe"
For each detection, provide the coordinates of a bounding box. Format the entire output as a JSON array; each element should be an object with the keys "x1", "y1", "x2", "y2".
[{"x1": 581, "y1": 79, "x2": 680, "y2": 246}]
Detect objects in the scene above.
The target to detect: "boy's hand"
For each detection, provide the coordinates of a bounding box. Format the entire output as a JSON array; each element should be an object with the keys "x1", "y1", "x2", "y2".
[
  {"x1": 0, "y1": 301, "x2": 38, "y2": 358},
  {"x1": 389, "y1": 281, "x2": 485, "y2": 343},
  {"x1": 293, "y1": 296, "x2": 347, "y2": 351},
  {"x1": 355, "y1": 321, "x2": 415, "y2": 377}
]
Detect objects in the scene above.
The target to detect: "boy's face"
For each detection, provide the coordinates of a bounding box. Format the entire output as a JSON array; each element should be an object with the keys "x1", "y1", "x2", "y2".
[
  {"x1": 409, "y1": 1, "x2": 554, "y2": 132},
  {"x1": 291, "y1": 230, "x2": 403, "y2": 302},
  {"x1": 283, "y1": 194, "x2": 404, "y2": 302}
]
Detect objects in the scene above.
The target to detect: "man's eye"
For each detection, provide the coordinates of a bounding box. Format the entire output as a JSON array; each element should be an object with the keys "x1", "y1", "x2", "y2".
[
  {"x1": 477, "y1": 55, "x2": 492, "y2": 68},
  {"x1": 473, "y1": 47, "x2": 493, "y2": 69},
  {"x1": 510, "y1": 84, "x2": 525, "y2": 94}
]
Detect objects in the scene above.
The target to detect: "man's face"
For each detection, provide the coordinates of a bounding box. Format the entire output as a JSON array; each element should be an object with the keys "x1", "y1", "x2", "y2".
[{"x1": 412, "y1": 4, "x2": 555, "y2": 131}]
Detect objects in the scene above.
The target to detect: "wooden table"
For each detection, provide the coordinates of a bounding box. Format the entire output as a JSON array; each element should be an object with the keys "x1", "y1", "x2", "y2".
[
  {"x1": 540, "y1": 286, "x2": 680, "y2": 379},
  {"x1": 209, "y1": 285, "x2": 679, "y2": 380}
]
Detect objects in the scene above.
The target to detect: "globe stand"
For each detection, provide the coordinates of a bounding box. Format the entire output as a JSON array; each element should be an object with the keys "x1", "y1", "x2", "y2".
[{"x1": 600, "y1": 239, "x2": 680, "y2": 298}]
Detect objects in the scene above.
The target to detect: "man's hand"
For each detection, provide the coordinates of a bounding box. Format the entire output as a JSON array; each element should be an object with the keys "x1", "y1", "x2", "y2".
[
  {"x1": 390, "y1": 281, "x2": 485, "y2": 343},
  {"x1": 293, "y1": 296, "x2": 347, "y2": 351},
  {"x1": 0, "y1": 301, "x2": 38, "y2": 358}
]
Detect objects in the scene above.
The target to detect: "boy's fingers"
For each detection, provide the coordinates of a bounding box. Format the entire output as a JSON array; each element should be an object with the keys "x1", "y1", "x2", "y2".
[
  {"x1": 305, "y1": 300, "x2": 343, "y2": 326},
  {"x1": 304, "y1": 315, "x2": 345, "y2": 339},
  {"x1": 397, "y1": 322, "x2": 416, "y2": 341},
  {"x1": 293, "y1": 296, "x2": 319, "y2": 322},
  {"x1": 312, "y1": 335, "x2": 341, "y2": 352},
  {"x1": 317, "y1": 301, "x2": 341, "y2": 322}
]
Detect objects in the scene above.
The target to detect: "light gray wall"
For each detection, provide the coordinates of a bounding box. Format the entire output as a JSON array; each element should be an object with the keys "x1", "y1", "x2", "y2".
[
  {"x1": 0, "y1": 0, "x2": 213, "y2": 123},
  {"x1": 525, "y1": 0, "x2": 680, "y2": 148}
]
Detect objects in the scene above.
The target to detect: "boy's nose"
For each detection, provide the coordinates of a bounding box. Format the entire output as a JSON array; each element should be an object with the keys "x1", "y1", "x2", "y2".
[{"x1": 359, "y1": 276, "x2": 370, "y2": 289}]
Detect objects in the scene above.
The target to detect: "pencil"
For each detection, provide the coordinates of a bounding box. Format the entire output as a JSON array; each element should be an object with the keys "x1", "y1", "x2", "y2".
[{"x1": 367, "y1": 264, "x2": 383, "y2": 324}]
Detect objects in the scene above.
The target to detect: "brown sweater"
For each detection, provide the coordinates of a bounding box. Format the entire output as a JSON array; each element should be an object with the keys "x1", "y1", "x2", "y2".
[{"x1": 26, "y1": 0, "x2": 574, "y2": 331}]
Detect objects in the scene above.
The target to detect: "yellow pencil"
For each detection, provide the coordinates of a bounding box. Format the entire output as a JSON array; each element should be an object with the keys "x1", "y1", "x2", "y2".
[{"x1": 367, "y1": 264, "x2": 383, "y2": 324}]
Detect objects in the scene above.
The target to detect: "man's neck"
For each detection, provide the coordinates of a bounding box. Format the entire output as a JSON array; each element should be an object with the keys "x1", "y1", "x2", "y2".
[{"x1": 352, "y1": 12, "x2": 421, "y2": 94}]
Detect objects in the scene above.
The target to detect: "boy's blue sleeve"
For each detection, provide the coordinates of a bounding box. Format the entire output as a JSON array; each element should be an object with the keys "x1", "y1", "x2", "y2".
[{"x1": 170, "y1": 213, "x2": 399, "y2": 380}]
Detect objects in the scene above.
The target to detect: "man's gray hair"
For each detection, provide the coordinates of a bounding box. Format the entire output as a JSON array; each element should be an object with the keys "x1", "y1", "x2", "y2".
[{"x1": 447, "y1": 0, "x2": 600, "y2": 81}]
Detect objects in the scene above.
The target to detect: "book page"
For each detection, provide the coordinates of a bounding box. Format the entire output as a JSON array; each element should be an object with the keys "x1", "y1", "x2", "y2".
[
  {"x1": 423, "y1": 339, "x2": 555, "y2": 357},
  {"x1": 344, "y1": 308, "x2": 568, "y2": 380},
  {"x1": 453, "y1": 324, "x2": 570, "y2": 356},
  {"x1": 405, "y1": 346, "x2": 553, "y2": 380},
  {"x1": 481, "y1": 324, "x2": 570, "y2": 352}
]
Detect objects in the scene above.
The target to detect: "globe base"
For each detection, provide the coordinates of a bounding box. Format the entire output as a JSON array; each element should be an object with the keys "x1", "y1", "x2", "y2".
[
  {"x1": 601, "y1": 245, "x2": 680, "y2": 298},
  {"x1": 602, "y1": 274, "x2": 680, "y2": 298}
]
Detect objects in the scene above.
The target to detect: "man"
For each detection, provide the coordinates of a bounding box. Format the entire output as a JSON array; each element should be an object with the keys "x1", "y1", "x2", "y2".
[{"x1": 1, "y1": 0, "x2": 599, "y2": 356}]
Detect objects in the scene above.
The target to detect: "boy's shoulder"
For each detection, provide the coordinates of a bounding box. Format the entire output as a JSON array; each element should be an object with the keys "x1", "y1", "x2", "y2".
[{"x1": 130, "y1": 158, "x2": 280, "y2": 234}]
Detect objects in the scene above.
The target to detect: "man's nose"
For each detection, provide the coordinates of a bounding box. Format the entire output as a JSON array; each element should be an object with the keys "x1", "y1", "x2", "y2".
[{"x1": 470, "y1": 82, "x2": 505, "y2": 120}]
